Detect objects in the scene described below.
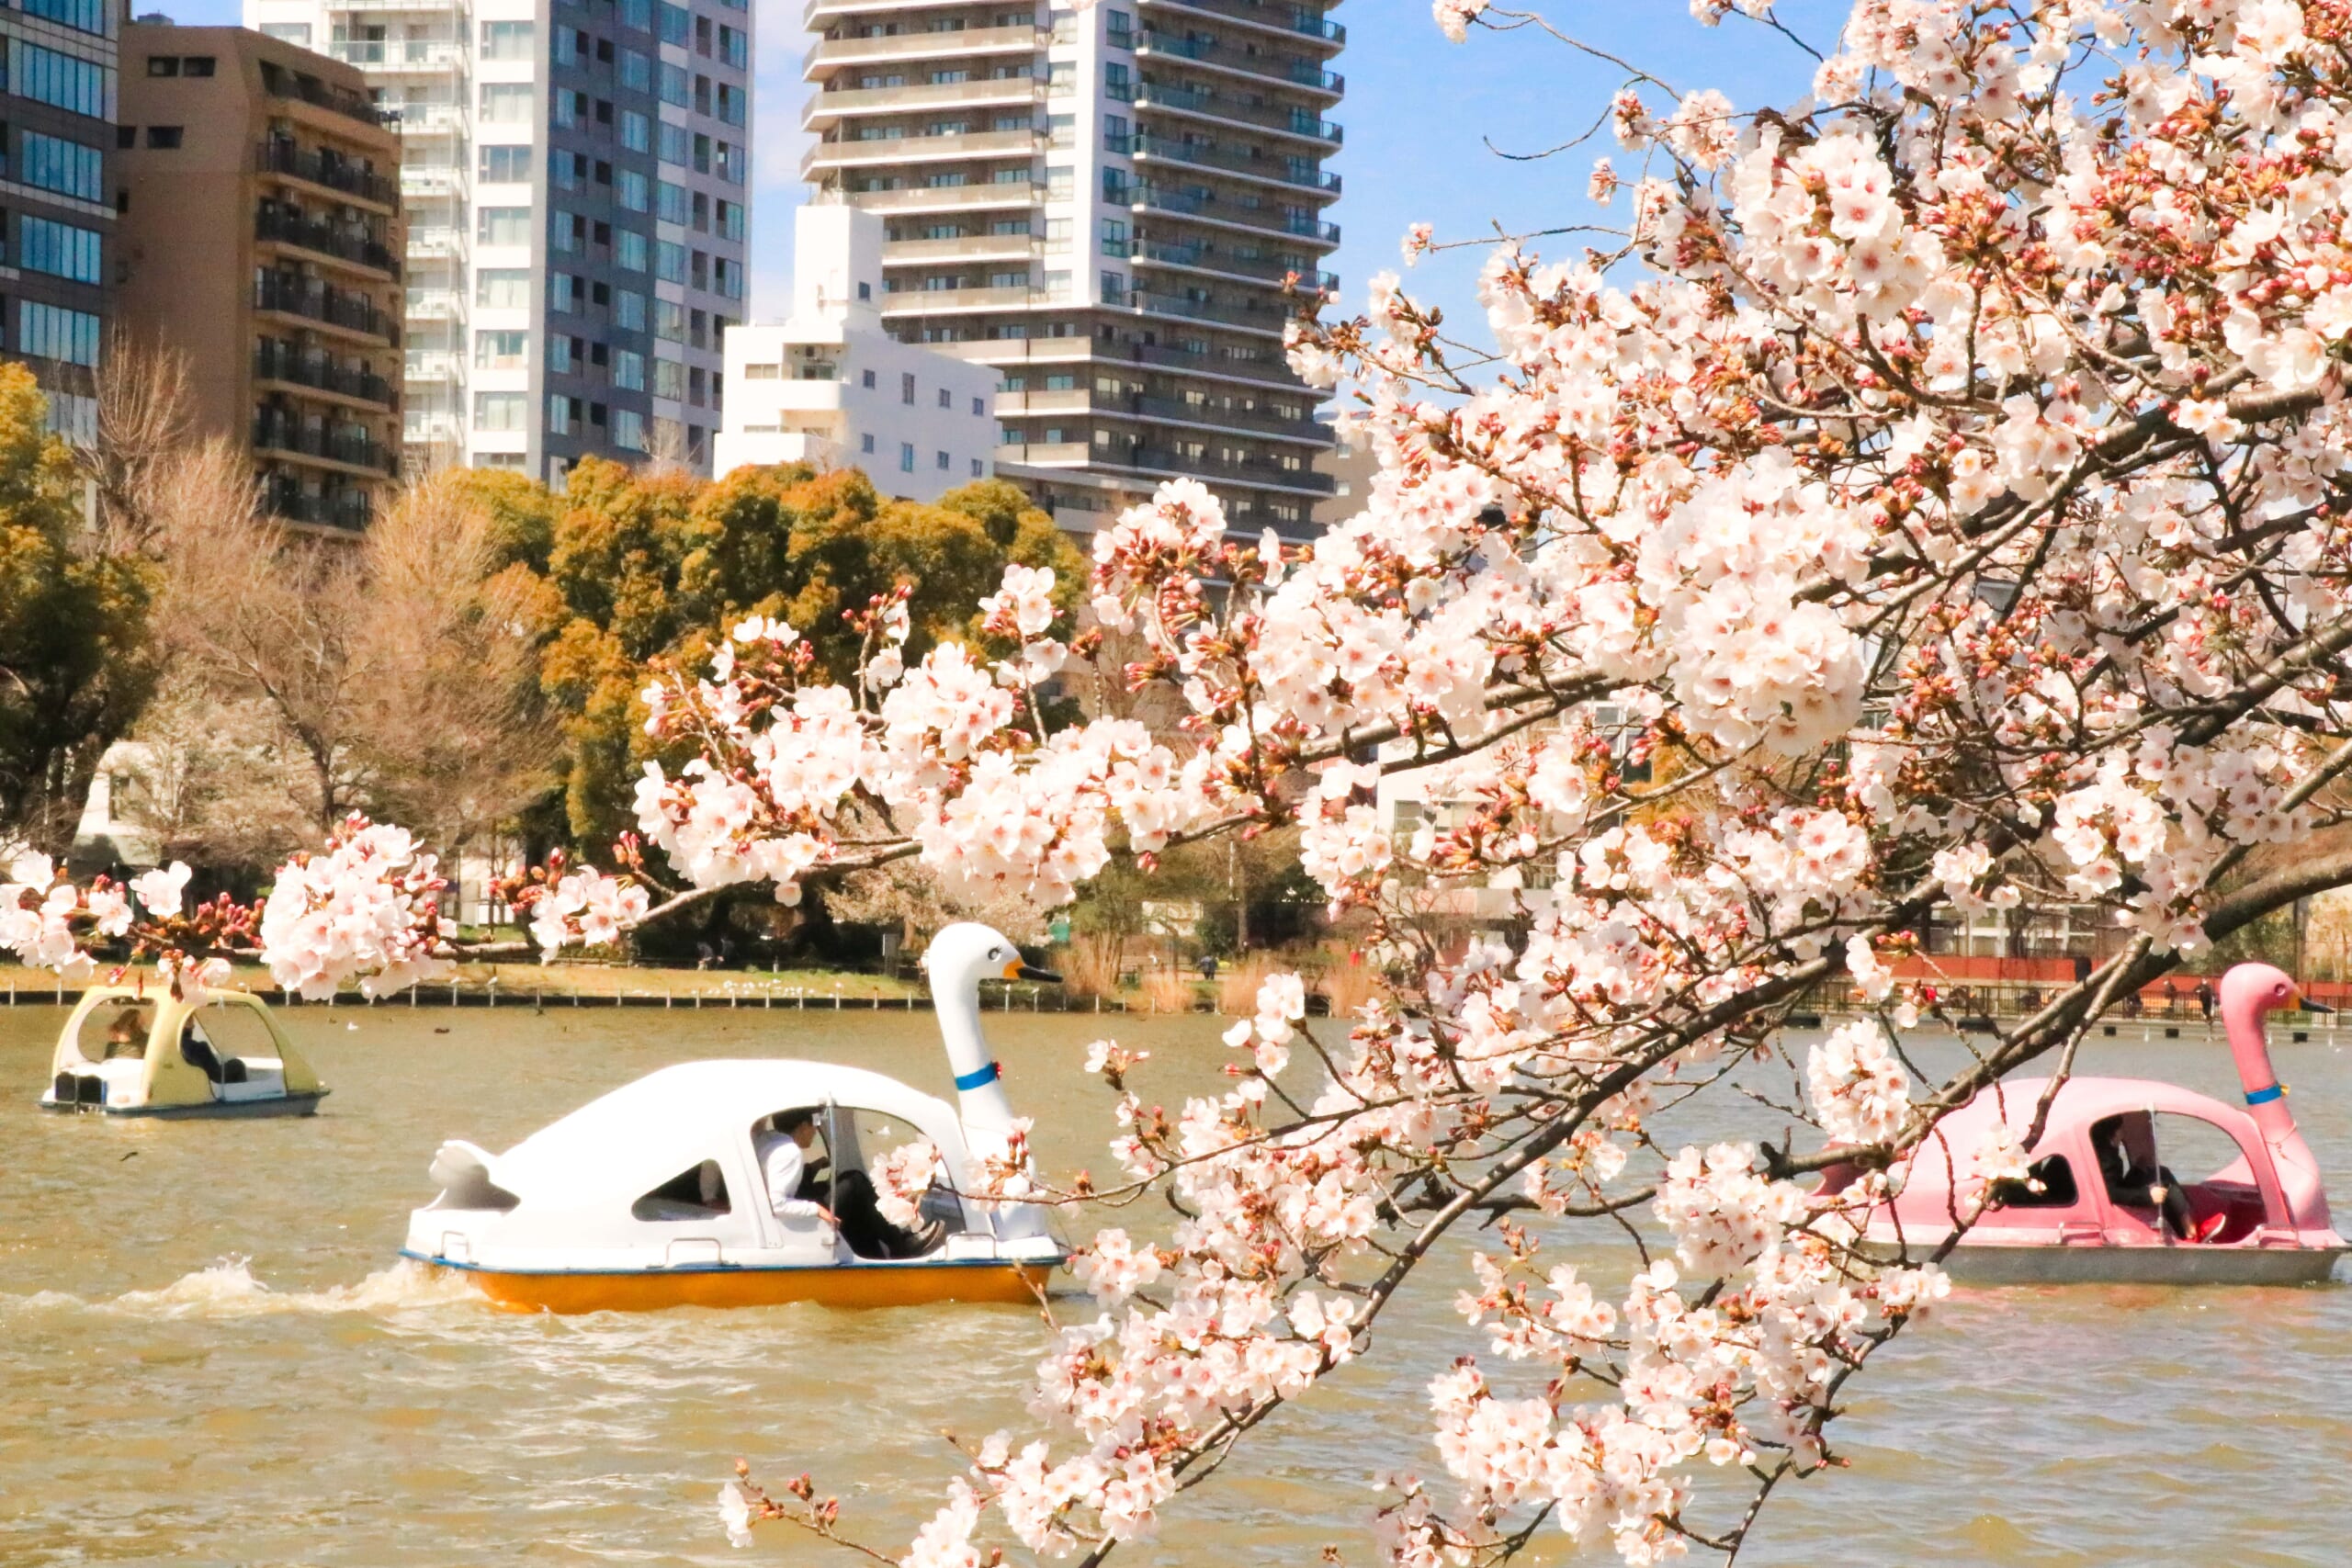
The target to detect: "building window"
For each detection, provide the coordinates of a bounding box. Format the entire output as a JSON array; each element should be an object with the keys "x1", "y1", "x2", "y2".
[
  {"x1": 260, "y1": 23, "x2": 311, "y2": 45},
  {"x1": 900, "y1": 372, "x2": 915, "y2": 406},
  {"x1": 899, "y1": 443, "x2": 915, "y2": 473},
  {"x1": 144, "y1": 126, "x2": 183, "y2": 149},
  {"x1": 549, "y1": 336, "x2": 573, "y2": 373},
  {"x1": 19, "y1": 216, "x2": 100, "y2": 284},
  {"x1": 615, "y1": 289, "x2": 646, "y2": 331},
  {"x1": 547, "y1": 395, "x2": 574, "y2": 434},
  {"x1": 621, "y1": 48, "x2": 653, "y2": 92},
  {"x1": 614, "y1": 409, "x2": 648, "y2": 451},
  {"x1": 475, "y1": 330, "x2": 528, "y2": 368},
  {"x1": 13, "y1": 42, "x2": 111, "y2": 118},
  {"x1": 24, "y1": 0, "x2": 107, "y2": 39},
  {"x1": 477, "y1": 267, "x2": 530, "y2": 310},
  {"x1": 614, "y1": 349, "x2": 646, "y2": 390},
  {"x1": 616, "y1": 230, "x2": 649, "y2": 271},
  {"x1": 937, "y1": 387, "x2": 952, "y2": 411},
  {"x1": 936, "y1": 450, "x2": 951, "y2": 471},
  {"x1": 19, "y1": 299, "x2": 98, "y2": 367},
  {"x1": 479, "y1": 83, "x2": 532, "y2": 123},
  {"x1": 862, "y1": 369, "x2": 876, "y2": 389},
  {"x1": 480, "y1": 20, "x2": 535, "y2": 60},
  {"x1": 861, "y1": 433, "x2": 876, "y2": 455},
  {"x1": 478, "y1": 144, "x2": 530, "y2": 183},
  {"x1": 21, "y1": 131, "x2": 101, "y2": 202},
  {"x1": 474, "y1": 391, "x2": 526, "y2": 431},
  {"x1": 478, "y1": 206, "x2": 532, "y2": 246},
  {"x1": 621, "y1": 110, "x2": 651, "y2": 154}
]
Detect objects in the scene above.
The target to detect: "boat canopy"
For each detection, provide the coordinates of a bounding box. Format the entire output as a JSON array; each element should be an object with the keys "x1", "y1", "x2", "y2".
[{"x1": 474, "y1": 1059, "x2": 975, "y2": 1211}]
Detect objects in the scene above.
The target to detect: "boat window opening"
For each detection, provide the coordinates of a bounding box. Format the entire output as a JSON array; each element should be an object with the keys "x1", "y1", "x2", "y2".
[
  {"x1": 76, "y1": 1000, "x2": 153, "y2": 1064},
  {"x1": 632, "y1": 1159, "x2": 732, "y2": 1221},
  {"x1": 2151, "y1": 1111, "x2": 2267, "y2": 1244},
  {"x1": 190, "y1": 999, "x2": 276, "y2": 1067},
  {"x1": 1989, "y1": 1153, "x2": 2079, "y2": 1210},
  {"x1": 846, "y1": 1107, "x2": 958, "y2": 1230}
]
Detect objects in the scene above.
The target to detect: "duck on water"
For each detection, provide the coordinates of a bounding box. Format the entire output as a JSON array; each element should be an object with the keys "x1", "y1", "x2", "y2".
[{"x1": 401, "y1": 923, "x2": 1068, "y2": 1313}]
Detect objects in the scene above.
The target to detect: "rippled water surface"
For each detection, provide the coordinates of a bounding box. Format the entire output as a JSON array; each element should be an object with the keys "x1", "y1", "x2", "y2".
[{"x1": 2, "y1": 1000, "x2": 2347, "y2": 1565}]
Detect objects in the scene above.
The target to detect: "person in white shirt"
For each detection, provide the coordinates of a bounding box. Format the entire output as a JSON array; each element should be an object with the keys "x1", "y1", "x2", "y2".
[{"x1": 755, "y1": 1109, "x2": 834, "y2": 1227}]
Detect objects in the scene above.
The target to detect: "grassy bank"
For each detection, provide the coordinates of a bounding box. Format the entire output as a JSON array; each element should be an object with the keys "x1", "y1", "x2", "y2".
[{"x1": 0, "y1": 960, "x2": 925, "y2": 1004}]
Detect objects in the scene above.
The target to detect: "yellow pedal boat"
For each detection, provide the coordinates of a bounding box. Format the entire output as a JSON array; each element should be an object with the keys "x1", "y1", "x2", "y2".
[{"x1": 40, "y1": 986, "x2": 328, "y2": 1118}]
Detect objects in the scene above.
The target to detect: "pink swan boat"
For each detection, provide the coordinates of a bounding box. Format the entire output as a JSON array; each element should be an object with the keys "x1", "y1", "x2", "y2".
[{"x1": 1860, "y1": 963, "x2": 2346, "y2": 1285}]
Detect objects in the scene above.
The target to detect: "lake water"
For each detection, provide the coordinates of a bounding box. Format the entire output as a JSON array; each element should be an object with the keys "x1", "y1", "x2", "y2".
[{"x1": 1, "y1": 1000, "x2": 2346, "y2": 1565}]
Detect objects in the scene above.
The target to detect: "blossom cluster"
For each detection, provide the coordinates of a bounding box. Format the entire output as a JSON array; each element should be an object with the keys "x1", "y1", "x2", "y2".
[{"x1": 255, "y1": 819, "x2": 455, "y2": 1000}]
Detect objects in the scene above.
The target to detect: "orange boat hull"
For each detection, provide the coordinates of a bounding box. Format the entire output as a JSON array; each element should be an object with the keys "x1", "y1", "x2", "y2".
[{"x1": 436, "y1": 1259, "x2": 1054, "y2": 1314}]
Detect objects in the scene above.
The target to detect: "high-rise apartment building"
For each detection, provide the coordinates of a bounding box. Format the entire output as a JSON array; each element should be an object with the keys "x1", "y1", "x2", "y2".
[
  {"x1": 246, "y1": 0, "x2": 754, "y2": 482},
  {"x1": 802, "y1": 0, "x2": 1341, "y2": 536},
  {"x1": 0, "y1": 0, "x2": 119, "y2": 441},
  {"x1": 118, "y1": 24, "x2": 405, "y2": 532}
]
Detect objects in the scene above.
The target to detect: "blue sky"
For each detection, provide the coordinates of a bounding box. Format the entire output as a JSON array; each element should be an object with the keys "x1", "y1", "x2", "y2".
[{"x1": 159, "y1": 0, "x2": 1842, "y2": 340}]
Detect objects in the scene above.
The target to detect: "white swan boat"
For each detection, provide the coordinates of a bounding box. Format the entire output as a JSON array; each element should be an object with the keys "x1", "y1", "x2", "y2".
[{"x1": 401, "y1": 924, "x2": 1067, "y2": 1312}]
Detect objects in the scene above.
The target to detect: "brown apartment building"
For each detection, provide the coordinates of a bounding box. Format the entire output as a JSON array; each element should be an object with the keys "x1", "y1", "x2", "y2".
[{"x1": 116, "y1": 24, "x2": 404, "y2": 532}]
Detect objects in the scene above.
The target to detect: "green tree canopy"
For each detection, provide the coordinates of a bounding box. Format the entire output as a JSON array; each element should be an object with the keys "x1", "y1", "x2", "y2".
[
  {"x1": 0, "y1": 365, "x2": 159, "y2": 854},
  {"x1": 514, "y1": 459, "x2": 1084, "y2": 848}
]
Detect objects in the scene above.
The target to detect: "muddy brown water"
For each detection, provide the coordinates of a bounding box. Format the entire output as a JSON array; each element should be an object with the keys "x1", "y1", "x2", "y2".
[{"x1": 0, "y1": 1004, "x2": 2346, "y2": 1565}]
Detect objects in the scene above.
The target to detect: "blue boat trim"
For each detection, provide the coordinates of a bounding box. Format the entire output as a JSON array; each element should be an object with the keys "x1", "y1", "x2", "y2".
[
  {"x1": 954, "y1": 1061, "x2": 1002, "y2": 1091},
  {"x1": 37, "y1": 1089, "x2": 330, "y2": 1120},
  {"x1": 2246, "y1": 1083, "x2": 2286, "y2": 1105},
  {"x1": 398, "y1": 1247, "x2": 1066, "y2": 1278}
]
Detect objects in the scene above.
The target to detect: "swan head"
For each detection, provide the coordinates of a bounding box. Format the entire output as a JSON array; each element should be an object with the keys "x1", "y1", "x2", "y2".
[
  {"x1": 2221, "y1": 961, "x2": 2315, "y2": 1022},
  {"x1": 922, "y1": 922, "x2": 1060, "y2": 998}
]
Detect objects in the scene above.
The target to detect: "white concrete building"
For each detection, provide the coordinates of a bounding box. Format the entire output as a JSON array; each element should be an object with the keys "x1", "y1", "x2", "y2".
[
  {"x1": 716, "y1": 203, "x2": 1001, "y2": 502},
  {"x1": 247, "y1": 0, "x2": 754, "y2": 481}
]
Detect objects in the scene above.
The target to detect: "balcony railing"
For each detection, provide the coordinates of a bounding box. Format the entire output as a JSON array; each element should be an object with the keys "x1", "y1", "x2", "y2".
[
  {"x1": 1129, "y1": 337, "x2": 1305, "y2": 386},
  {"x1": 806, "y1": 23, "x2": 1040, "y2": 73},
  {"x1": 331, "y1": 38, "x2": 463, "y2": 67},
  {"x1": 884, "y1": 233, "x2": 1041, "y2": 264},
  {"x1": 805, "y1": 77, "x2": 1040, "y2": 125},
  {"x1": 1133, "y1": 134, "x2": 1339, "y2": 193},
  {"x1": 805, "y1": 127, "x2": 1041, "y2": 175},
  {"x1": 253, "y1": 417, "x2": 401, "y2": 476},
  {"x1": 254, "y1": 343, "x2": 397, "y2": 407},
  {"x1": 259, "y1": 61, "x2": 391, "y2": 126},
  {"x1": 256, "y1": 209, "x2": 401, "y2": 276},
  {"x1": 1140, "y1": 0, "x2": 1345, "y2": 46},
  {"x1": 385, "y1": 102, "x2": 467, "y2": 135},
  {"x1": 1129, "y1": 238, "x2": 1335, "y2": 291},
  {"x1": 1122, "y1": 444, "x2": 1334, "y2": 491},
  {"x1": 880, "y1": 283, "x2": 1047, "y2": 311},
  {"x1": 1135, "y1": 80, "x2": 1340, "y2": 143},
  {"x1": 254, "y1": 276, "x2": 401, "y2": 344},
  {"x1": 1131, "y1": 392, "x2": 1322, "y2": 436},
  {"x1": 403, "y1": 288, "x2": 465, "y2": 321},
  {"x1": 1132, "y1": 288, "x2": 1292, "y2": 333},
  {"x1": 846, "y1": 181, "x2": 1044, "y2": 211},
  {"x1": 256, "y1": 140, "x2": 399, "y2": 207},
  {"x1": 1130, "y1": 184, "x2": 1340, "y2": 245},
  {"x1": 1136, "y1": 31, "x2": 1341, "y2": 94},
  {"x1": 263, "y1": 475, "x2": 376, "y2": 531}
]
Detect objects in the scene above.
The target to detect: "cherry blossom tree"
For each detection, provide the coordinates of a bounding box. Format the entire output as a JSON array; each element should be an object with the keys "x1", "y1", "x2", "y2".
[{"x1": 22, "y1": 0, "x2": 2352, "y2": 1557}]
